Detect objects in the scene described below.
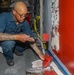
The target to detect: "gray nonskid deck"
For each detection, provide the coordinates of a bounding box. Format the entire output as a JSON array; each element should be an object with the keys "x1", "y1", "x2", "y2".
[{"x1": 0, "y1": 49, "x2": 39, "y2": 75}]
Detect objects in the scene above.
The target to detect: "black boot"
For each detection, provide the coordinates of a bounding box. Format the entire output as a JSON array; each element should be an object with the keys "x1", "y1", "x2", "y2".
[
  {"x1": 14, "y1": 50, "x2": 23, "y2": 56},
  {"x1": 6, "y1": 59, "x2": 14, "y2": 66}
]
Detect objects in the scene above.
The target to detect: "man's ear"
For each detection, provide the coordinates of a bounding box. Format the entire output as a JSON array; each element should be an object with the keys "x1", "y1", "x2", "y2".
[{"x1": 12, "y1": 10, "x2": 16, "y2": 15}]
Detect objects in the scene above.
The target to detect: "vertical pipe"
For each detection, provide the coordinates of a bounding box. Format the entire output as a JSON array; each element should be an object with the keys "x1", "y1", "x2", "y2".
[{"x1": 40, "y1": 0, "x2": 43, "y2": 40}]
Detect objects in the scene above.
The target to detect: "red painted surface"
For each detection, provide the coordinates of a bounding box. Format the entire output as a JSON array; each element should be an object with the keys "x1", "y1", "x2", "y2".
[
  {"x1": 53, "y1": 0, "x2": 74, "y2": 74},
  {"x1": 26, "y1": 13, "x2": 31, "y2": 24},
  {"x1": 42, "y1": 33, "x2": 49, "y2": 42}
]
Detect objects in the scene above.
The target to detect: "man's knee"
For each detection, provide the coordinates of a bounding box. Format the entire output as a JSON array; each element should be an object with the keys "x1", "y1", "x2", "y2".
[{"x1": 1, "y1": 41, "x2": 16, "y2": 50}]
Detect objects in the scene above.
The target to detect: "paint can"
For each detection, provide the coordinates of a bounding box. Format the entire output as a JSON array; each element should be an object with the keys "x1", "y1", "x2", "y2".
[{"x1": 26, "y1": 68, "x2": 43, "y2": 75}]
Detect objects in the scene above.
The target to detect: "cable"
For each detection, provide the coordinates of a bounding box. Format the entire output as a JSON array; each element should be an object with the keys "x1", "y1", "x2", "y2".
[{"x1": 34, "y1": 16, "x2": 47, "y2": 54}]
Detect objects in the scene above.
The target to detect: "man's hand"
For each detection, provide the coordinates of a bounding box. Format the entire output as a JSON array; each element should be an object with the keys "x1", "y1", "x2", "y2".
[{"x1": 15, "y1": 34, "x2": 35, "y2": 43}]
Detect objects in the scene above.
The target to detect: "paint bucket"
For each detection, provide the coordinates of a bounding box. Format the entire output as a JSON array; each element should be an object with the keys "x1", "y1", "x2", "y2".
[{"x1": 26, "y1": 68, "x2": 56, "y2": 75}]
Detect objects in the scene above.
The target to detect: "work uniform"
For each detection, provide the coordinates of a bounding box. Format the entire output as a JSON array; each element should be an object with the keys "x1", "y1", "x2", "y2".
[{"x1": 0, "y1": 12, "x2": 33, "y2": 60}]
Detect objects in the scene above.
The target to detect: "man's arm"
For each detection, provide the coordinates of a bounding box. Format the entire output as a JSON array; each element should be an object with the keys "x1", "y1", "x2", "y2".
[
  {"x1": 0, "y1": 33, "x2": 34, "y2": 42},
  {"x1": 0, "y1": 33, "x2": 16, "y2": 41},
  {"x1": 30, "y1": 43, "x2": 45, "y2": 60}
]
